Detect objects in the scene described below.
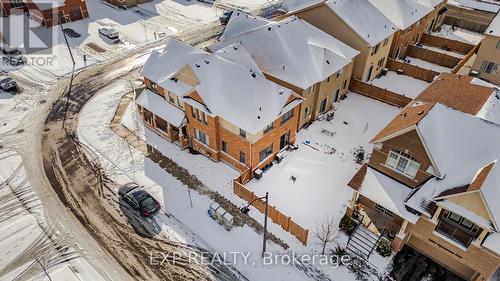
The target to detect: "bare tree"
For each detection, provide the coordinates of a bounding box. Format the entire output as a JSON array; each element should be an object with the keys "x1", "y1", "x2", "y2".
[{"x1": 313, "y1": 216, "x2": 338, "y2": 255}]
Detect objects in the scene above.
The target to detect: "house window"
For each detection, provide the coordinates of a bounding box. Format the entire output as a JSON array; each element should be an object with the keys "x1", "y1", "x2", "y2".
[
  {"x1": 371, "y1": 43, "x2": 380, "y2": 55},
  {"x1": 221, "y1": 140, "x2": 228, "y2": 153},
  {"x1": 194, "y1": 128, "x2": 209, "y2": 146},
  {"x1": 239, "y1": 128, "x2": 246, "y2": 138},
  {"x1": 480, "y1": 60, "x2": 499, "y2": 74},
  {"x1": 383, "y1": 38, "x2": 389, "y2": 46},
  {"x1": 443, "y1": 211, "x2": 478, "y2": 231},
  {"x1": 192, "y1": 108, "x2": 208, "y2": 124},
  {"x1": 304, "y1": 106, "x2": 311, "y2": 118},
  {"x1": 327, "y1": 76, "x2": 330, "y2": 83},
  {"x1": 259, "y1": 144, "x2": 273, "y2": 162},
  {"x1": 239, "y1": 151, "x2": 246, "y2": 164},
  {"x1": 11, "y1": 0, "x2": 25, "y2": 8},
  {"x1": 343, "y1": 79, "x2": 347, "y2": 89},
  {"x1": 375, "y1": 204, "x2": 394, "y2": 216},
  {"x1": 377, "y1": 57, "x2": 385, "y2": 68},
  {"x1": 281, "y1": 109, "x2": 293, "y2": 124},
  {"x1": 263, "y1": 123, "x2": 273, "y2": 134},
  {"x1": 386, "y1": 150, "x2": 420, "y2": 178},
  {"x1": 336, "y1": 71, "x2": 340, "y2": 78},
  {"x1": 151, "y1": 82, "x2": 158, "y2": 92},
  {"x1": 168, "y1": 92, "x2": 175, "y2": 104}
]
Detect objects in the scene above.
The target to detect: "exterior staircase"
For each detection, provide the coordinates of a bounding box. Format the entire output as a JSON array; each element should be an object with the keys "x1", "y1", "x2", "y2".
[{"x1": 346, "y1": 223, "x2": 381, "y2": 260}]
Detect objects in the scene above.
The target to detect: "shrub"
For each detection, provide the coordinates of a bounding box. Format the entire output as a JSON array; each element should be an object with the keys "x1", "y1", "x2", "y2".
[
  {"x1": 339, "y1": 215, "x2": 357, "y2": 236},
  {"x1": 331, "y1": 245, "x2": 347, "y2": 257},
  {"x1": 376, "y1": 238, "x2": 393, "y2": 258}
]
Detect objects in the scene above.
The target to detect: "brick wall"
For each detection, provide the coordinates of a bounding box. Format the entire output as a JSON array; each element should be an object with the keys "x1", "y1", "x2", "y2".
[
  {"x1": 25, "y1": 0, "x2": 89, "y2": 27},
  {"x1": 369, "y1": 130, "x2": 433, "y2": 188}
]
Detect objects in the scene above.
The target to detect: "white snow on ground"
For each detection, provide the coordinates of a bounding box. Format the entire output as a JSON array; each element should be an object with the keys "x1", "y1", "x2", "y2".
[
  {"x1": 370, "y1": 71, "x2": 430, "y2": 98},
  {"x1": 420, "y1": 45, "x2": 465, "y2": 58},
  {"x1": 79, "y1": 79, "x2": 395, "y2": 280},
  {"x1": 431, "y1": 24, "x2": 484, "y2": 45},
  {"x1": 246, "y1": 92, "x2": 400, "y2": 233},
  {"x1": 404, "y1": 57, "x2": 452, "y2": 73}
]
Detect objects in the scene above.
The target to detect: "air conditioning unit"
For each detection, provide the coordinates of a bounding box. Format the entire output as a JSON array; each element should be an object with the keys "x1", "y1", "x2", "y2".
[
  {"x1": 254, "y1": 169, "x2": 263, "y2": 180},
  {"x1": 469, "y1": 70, "x2": 479, "y2": 77}
]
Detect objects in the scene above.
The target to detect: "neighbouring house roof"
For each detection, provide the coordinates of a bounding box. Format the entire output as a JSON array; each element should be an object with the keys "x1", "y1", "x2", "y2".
[
  {"x1": 483, "y1": 232, "x2": 500, "y2": 255},
  {"x1": 325, "y1": 0, "x2": 398, "y2": 46},
  {"x1": 414, "y1": 0, "x2": 444, "y2": 8},
  {"x1": 486, "y1": 12, "x2": 500, "y2": 37},
  {"x1": 210, "y1": 13, "x2": 359, "y2": 90},
  {"x1": 280, "y1": 0, "x2": 325, "y2": 13},
  {"x1": 349, "y1": 164, "x2": 420, "y2": 223},
  {"x1": 368, "y1": 0, "x2": 432, "y2": 30},
  {"x1": 141, "y1": 38, "x2": 300, "y2": 135},
  {"x1": 136, "y1": 89, "x2": 186, "y2": 128},
  {"x1": 448, "y1": 0, "x2": 500, "y2": 14},
  {"x1": 372, "y1": 74, "x2": 500, "y2": 143}
]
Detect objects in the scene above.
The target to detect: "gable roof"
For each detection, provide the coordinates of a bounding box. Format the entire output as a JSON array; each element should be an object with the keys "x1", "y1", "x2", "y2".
[
  {"x1": 414, "y1": 0, "x2": 444, "y2": 8},
  {"x1": 141, "y1": 38, "x2": 300, "y2": 135},
  {"x1": 325, "y1": 0, "x2": 397, "y2": 46},
  {"x1": 280, "y1": 0, "x2": 326, "y2": 13},
  {"x1": 368, "y1": 0, "x2": 432, "y2": 30},
  {"x1": 486, "y1": 12, "x2": 500, "y2": 37},
  {"x1": 211, "y1": 13, "x2": 359, "y2": 89}
]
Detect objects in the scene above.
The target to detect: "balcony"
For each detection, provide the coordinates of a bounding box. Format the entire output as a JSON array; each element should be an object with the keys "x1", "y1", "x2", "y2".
[{"x1": 435, "y1": 220, "x2": 476, "y2": 248}]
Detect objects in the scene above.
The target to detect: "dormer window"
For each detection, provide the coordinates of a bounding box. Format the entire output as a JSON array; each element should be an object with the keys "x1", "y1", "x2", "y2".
[
  {"x1": 386, "y1": 150, "x2": 420, "y2": 179},
  {"x1": 151, "y1": 82, "x2": 158, "y2": 93}
]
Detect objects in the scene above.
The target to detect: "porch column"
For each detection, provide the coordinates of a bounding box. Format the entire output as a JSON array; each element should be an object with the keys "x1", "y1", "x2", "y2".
[
  {"x1": 152, "y1": 114, "x2": 157, "y2": 128},
  {"x1": 349, "y1": 192, "x2": 359, "y2": 209},
  {"x1": 431, "y1": 206, "x2": 442, "y2": 223},
  {"x1": 167, "y1": 123, "x2": 174, "y2": 137},
  {"x1": 473, "y1": 228, "x2": 489, "y2": 246},
  {"x1": 397, "y1": 220, "x2": 409, "y2": 239}
]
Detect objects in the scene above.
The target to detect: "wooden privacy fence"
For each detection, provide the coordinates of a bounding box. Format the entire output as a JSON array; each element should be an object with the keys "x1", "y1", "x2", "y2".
[
  {"x1": 349, "y1": 78, "x2": 412, "y2": 108},
  {"x1": 420, "y1": 33, "x2": 475, "y2": 55},
  {"x1": 233, "y1": 180, "x2": 309, "y2": 245},
  {"x1": 407, "y1": 45, "x2": 461, "y2": 69},
  {"x1": 444, "y1": 16, "x2": 489, "y2": 34},
  {"x1": 452, "y1": 42, "x2": 481, "y2": 74},
  {"x1": 386, "y1": 59, "x2": 439, "y2": 83}
]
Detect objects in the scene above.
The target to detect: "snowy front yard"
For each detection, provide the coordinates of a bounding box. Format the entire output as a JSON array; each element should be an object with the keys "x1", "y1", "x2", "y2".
[
  {"x1": 370, "y1": 71, "x2": 429, "y2": 99},
  {"x1": 246, "y1": 93, "x2": 400, "y2": 235}
]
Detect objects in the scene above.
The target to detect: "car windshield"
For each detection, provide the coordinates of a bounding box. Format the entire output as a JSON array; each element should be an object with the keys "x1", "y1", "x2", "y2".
[
  {"x1": 139, "y1": 197, "x2": 156, "y2": 210},
  {"x1": 0, "y1": 78, "x2": 11, "y2": 84}
]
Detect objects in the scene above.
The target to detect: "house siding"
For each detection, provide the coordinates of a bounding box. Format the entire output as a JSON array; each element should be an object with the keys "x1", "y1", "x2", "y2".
[{"x1": 471, "y1": 34, "x2": 500, "y2": 85}]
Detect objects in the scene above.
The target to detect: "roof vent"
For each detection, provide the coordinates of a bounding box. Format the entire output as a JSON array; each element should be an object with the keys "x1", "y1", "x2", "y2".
[
  {"x1": 251, "y1": 73, "x2": 256, "y2": 78},
  {"x1": 268, "y1": 27, "x2": 272, "y2": 31},
  {"x1": 170, "y1": 77, "x2": 178, "y2": 82},
  {"x1": 204, "y1": 60, "x2": 210, "y2": 64},
  {"x1": 278, "y1": 90, "x2": 284, "y2": 95},
  {"x1": 195, "y1": 64, "x2": 200, "y2": 68},
  {"x1": 495, "y1": 94, "x2": 499, "y2": 100},
  {"x1": 418, "y1": 110, "x2": 425, "y2": 115},
  {"x1": 257, "y1": 116, "x2": 261, "y2": 119},
  {"x1": 326, "y1": 60, "x2": 330, "y2": 64},
  {"x1": 403, "y1": 112, "x2": 407, "y2": 118},
  {"x1": 282, "y1": 65, "x2": 285, "y2": 70},
  {"x1": 259, "y1": 107, "x2": 262, "y2": 111},
  {"x1": 233, "y1": 46, "x2": 238, "y2": 50}
]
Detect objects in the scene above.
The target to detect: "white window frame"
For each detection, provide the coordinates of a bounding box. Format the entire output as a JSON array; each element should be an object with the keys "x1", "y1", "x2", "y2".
[
  {"x1": 194, "y1": 128, "x2": 209, "y2": 146},
  {"x1": 386, "y1": 150, "x2": 420, "y2": 179},
  {"x1": 480, "y1": 60, "x2": 499, "y2": 74}
]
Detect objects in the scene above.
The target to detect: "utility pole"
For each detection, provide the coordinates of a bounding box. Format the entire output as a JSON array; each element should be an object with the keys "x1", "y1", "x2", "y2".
[
  {"x1": 262, "y1": 192, "x2": 269, "y2": 257},
  {"x1": 60, "y1": 16, "x2": 76, "y2": 130}
]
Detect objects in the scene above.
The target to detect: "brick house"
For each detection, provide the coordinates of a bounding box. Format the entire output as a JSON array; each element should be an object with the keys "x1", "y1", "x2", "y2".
[
  {"x1": 209, "y1": 13, "x2": 359, "y2": 130},
  {"x1": 280, "y1": 0, "x2": 397, "y2": 82},
  {"x1": 368, "y1": 0, "x2": 434, "y2": 60},
  {"x1": 138, "y1": 38, "x2": 302, "y2": 182},
  {"x1": 345, "y1": 74, "x2": 500, "y2": 280},
  {"x1": 0, "y1": 0, "x2": 89, "y2": 27}
]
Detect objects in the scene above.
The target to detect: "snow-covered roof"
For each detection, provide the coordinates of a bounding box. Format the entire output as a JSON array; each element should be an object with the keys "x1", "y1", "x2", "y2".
[
  {"x1": 404, "y1": 104, "x2": 500, "y2": 228},
  {"x1": 476, "y1": 89, "x2": 500, "y2": 125},
  {"x1": 140, "y1": 38, "x2": 206, "y2": 92},
  {"x1": 486, "y1": 12, "x2": 500, "y2": 37},
  {"x1": 136, "y1": 89, "x2": 186, "y2": 128},
  {"x1": 357, "y1": 167, "x2": 420, "y2": 223},
  {"x1": 368, "y1": 0, "x2": 433, "y2": 30},
  {"x1": 436, "y1": 199, "x2": 494, "y2": 231},
  {"x1": 189, "y1": 43, "x2": 298, "y2": 134},
  {"x1": 414, "y1": 0, "x2": 444, "y2": 8},
  {"x1": 141, "y1": 38, "x2": 300, "y2": 135},
  {"x1": 483, "y1": 232, "x2": 500, "y2": 255},
  {"x1": 325, "y1": 0, "x2": 397, "y2": 46},
  {"x1": 280, "y1": 0, "x2": 325, "y2": 13},
  {"x1": 211, "y1": 14, "x2": 359, "y2": 89},
  {"x1": 448, "y1": 0, "x2": 500, "y2": 13}
]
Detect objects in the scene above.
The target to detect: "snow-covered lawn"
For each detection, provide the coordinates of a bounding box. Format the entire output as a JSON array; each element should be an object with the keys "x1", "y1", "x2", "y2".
[
  {"x1": 370, "y1": 71, "x2": 429, "y2": 99},
  {"x1": 245, "y1": 93, "x2": 400, "y2": 234},
  {"x1": 404, "y1": 57, "x2": 452, "y2": 73},
  {"x1": 431, "y1": 24, "x2": 484, "y2": 45}
]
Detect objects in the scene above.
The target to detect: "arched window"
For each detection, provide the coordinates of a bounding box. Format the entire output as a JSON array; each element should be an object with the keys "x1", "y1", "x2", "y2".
[{"x1": 386, "y1": 150, "x2": 420, "y2": 179}]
